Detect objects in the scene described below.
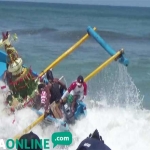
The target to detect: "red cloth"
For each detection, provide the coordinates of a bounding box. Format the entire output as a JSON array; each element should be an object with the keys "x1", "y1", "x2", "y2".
[{"x1": 1, "y1": 85, "x2": 6, "y2": 90}]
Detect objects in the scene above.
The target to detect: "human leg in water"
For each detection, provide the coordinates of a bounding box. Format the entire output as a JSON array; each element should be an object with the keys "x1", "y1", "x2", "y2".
[
  {"x1": 59, "y1": 85, "x2": 65, "y2": 96},
  {"x1": 71, "y1": 95, "x2": 78, "y2": 113}
]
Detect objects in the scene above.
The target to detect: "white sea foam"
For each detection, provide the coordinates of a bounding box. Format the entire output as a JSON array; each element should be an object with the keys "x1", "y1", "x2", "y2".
[{"x1": 0, "y1": 64, "x2": 150, "y2": 150}]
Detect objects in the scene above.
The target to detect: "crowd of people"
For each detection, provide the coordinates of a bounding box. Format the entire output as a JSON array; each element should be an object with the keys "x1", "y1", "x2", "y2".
[
  {"x1": 3, "y1": 68, "x2": 112, "y2": 150},
  {"x1": 37, "y1": 69, "x2": 88, "y2": 120},
  {"x1": 16, "y1": 75, "x2": 111, "y2": 150},
  {"x1": 3, "y1": 66, "x2": 88, "y2": 119}
]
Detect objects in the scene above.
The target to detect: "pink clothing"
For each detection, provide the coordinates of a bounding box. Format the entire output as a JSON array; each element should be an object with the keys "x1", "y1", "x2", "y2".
[{"x1": 41, "y1": 90, "x2": 47, "y2": 104}]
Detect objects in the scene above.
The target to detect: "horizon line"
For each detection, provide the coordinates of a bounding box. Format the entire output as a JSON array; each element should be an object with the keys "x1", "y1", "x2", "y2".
[{"x1": 0, "y1": 0, "x2": 150, "y2": 8}]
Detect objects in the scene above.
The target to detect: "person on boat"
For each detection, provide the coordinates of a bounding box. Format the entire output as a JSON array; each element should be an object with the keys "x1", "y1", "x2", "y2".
[
  {"x1": 46, "y1": 69, "x2": 67, "y2": 119},
  {"x1": 60, "y1": 75, "x2": 87, "y2": 112},
  {"x1": 17, "y1": 131, "x2": 42, "y2": 150},
  {"x1": 76, "y1": 129, "x2": 111, "y2": 150},
  {"x1": 37, "y1": 82, "x2": 50, "y2": 113}
]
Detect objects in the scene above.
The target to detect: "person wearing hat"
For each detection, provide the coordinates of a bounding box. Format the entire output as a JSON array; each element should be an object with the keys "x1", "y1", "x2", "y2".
[
  {"x1": 76, "y1": 129, "x2": 111, "y2": 150},
  {"x1": 60, "y1": 75, "x2": 87, "y2": 112},
  {"x1": 46, "y1": 69, "x2": 67, "y2": 119},
  {"x1": 17, "y1": 131, "x2": 42, "y2": 150}
]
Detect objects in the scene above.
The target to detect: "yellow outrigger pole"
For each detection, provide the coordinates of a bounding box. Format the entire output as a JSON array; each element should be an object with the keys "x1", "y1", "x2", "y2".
[
  {"x1": 13, "y1": 27, "x2": 96, "y2": 140},
  {"x1": 13, "y1": 49, "x2": 123, "y2": 141},
  {"x1": 13, "y1": 115, "x2": 44, "y2": 140},
  {"x1": 84, "y1": 49, "x2": 124, "y2": 82},
  {"x1": 39, "y1": 27, "x2": 97, "y2": 78}
]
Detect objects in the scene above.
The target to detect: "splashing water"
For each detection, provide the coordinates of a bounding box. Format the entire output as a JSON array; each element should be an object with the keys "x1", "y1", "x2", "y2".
[
  {"x1": 87, "y1": 62, "x2": 144, "y2": 109},
  {"x1": 0, "y1": 62, "x2": 150, "y2": 150}
]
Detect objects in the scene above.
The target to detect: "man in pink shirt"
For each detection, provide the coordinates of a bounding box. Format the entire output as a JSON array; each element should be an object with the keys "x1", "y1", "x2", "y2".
[{"x1": 60, "y1": 75, "x2": 87, "y2": 112}]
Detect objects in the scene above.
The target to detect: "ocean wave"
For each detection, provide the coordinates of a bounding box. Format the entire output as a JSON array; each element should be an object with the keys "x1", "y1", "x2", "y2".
[
  {"x1": 50, "y1": 29, "x2": 150, "y2": 42},
  {"x1": 9, "y1": 27, "x2": 58, "y2": 35},
  {"x1": 97, "y1": 30, "x2": 149, "y2": 41},
  {"x1": 2, "y1": 27, "x2": 149, "y2": 45}
]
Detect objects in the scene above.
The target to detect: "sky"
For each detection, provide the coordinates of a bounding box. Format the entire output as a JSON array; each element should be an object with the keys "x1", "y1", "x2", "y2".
[{"x1": 1, "y1": 0, "x2": 150, "y2": 7}]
